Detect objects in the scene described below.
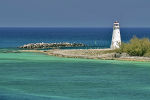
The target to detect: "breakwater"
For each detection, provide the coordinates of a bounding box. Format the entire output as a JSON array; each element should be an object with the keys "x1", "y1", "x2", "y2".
[
  {"x1": 20, "y1": 49, "x2": 150, "y2": 62},
  {"x1": 19, "y1": 42, "x2": 86, "y2": 49}
]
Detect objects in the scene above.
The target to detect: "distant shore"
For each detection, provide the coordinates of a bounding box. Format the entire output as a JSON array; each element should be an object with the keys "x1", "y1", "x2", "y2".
[{"x1": 19, "y1": 49, "x2": 150, "y2": 62}]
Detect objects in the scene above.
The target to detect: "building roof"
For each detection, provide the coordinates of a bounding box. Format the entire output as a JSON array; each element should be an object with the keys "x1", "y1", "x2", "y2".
[{"x1": 114, "y1": 21, "x2": 119, "y2": 23}]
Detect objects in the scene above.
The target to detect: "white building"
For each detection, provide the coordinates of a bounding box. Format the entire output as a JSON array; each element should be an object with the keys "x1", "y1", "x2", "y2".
[{"x1": 110, "y1": 21, "x2": 121, "y2": 49}]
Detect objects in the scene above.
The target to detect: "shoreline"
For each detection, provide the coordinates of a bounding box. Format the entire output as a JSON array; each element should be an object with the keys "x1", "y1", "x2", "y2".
[{"x1": 19, "y1": 49, "x2": 150, "y2": 62}]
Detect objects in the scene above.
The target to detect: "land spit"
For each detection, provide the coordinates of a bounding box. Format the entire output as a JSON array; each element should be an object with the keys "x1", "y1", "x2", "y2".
[
  {"x1": 19, "y1": 43, "x2": 86, "y2": 49},
  {"x1": 20, "y1": 49, "x2": 150, "y2": 62}
]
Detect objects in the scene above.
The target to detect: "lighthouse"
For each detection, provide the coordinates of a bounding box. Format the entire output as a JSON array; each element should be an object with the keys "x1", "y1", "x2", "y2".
[{"x1": 110, "y1": 21, "x2": 121, "y2": 49}]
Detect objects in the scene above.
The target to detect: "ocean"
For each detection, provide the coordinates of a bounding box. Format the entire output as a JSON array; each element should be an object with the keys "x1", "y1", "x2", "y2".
[
  {"x1": 0, "y1": 27, "x2": 150, "y2": 48},
  {"x1": 0, "y1": 28, "x2": 150, "y2": 100}
]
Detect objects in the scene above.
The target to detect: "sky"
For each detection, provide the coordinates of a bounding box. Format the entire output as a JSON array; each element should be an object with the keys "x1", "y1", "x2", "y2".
[{"x1": 0, "y1": 0, "x2": 150, "y2": 27}]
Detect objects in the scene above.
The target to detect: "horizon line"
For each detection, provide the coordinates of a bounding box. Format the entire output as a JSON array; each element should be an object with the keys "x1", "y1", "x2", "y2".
[{"x1": 0, "y1": 26, "x2": 150, "y2": 28}]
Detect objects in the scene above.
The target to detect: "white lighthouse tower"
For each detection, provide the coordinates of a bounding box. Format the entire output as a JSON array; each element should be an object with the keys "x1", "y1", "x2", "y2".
[{"x1": 111, "y1": 21, "x2": 121, "y2": 49}]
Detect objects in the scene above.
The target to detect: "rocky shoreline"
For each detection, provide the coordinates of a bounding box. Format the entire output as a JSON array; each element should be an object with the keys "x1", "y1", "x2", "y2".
[
  {"x1": 20, "y1": 49, "x2": 150, "y2": 62},
  {"x1": 19, "y1": 42, "x2": 86, "y2": 49}
]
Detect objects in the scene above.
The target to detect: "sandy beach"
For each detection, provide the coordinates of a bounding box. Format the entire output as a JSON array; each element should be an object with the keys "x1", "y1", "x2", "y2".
[{"x1": 20, "y1": 49, "x2": 150, "y2": 62}]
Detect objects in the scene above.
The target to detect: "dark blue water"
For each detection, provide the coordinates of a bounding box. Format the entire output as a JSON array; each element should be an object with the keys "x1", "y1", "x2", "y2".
[{"x1": 0, "y1": 27, "x2": 150, "y2": 48}]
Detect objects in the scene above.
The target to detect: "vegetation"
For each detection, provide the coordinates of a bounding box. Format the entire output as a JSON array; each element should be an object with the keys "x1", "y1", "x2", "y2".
[{"x1": 116, "y1": 37, "x2": 150, "y2": 57}]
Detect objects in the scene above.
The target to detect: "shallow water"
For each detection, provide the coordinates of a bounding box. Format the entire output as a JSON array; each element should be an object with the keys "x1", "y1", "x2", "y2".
[{"x1": 0, "y1": 51, "x2": 150, "y2": 100}]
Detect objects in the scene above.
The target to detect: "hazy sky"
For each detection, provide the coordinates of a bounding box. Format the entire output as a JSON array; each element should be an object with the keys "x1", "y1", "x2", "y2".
[{"x1": 0, "y1": 0, "x2": 150, "y2": 27}]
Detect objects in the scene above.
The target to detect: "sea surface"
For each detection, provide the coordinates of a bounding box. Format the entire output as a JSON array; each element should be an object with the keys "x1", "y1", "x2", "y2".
[
  {"x1": 0, "y1": 27, "x2": 150, "y2": 48},
  {"x1": 0, "y1": 52, "x2": 150, "y2": 100},
  {"x1": 0, "y1": 28, "x2": 150, "y2": 100}
]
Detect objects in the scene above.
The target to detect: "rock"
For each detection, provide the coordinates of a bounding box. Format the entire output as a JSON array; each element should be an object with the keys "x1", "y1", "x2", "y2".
[
  {"x1": 114, "y1": 53, "x2": 130, "y2": 58},
  {"x1": 19, "y1": 42, "x2": 86, "y2": 49},
  {"x1": 99, "y1": 53, "x2": 130, "y2": 59},
  {"x1": 98, "y1": 53, "x2": 116, "y2": 59},
  {"x1": 120, "y1": 53, "x2": 130, "y2": 57}
]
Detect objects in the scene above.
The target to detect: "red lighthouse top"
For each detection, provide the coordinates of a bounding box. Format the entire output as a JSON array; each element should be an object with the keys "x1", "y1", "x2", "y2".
[{"x1": 114, "y1": 21, "x2": 119, "y2": 23}]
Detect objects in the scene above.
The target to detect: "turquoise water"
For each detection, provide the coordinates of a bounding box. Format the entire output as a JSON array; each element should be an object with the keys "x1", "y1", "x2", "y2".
[{"x1": 0, "y1": 51, "x2": 150, "y2": 100}]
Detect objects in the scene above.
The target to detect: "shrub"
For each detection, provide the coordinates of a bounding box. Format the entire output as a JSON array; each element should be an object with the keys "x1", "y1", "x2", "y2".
[
  {"x1": 144, "y1": 51, "x2": 150, "y2": 57},
  {"x1": 116, "y1": 37, "x2": 150, "y2": 57}
]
